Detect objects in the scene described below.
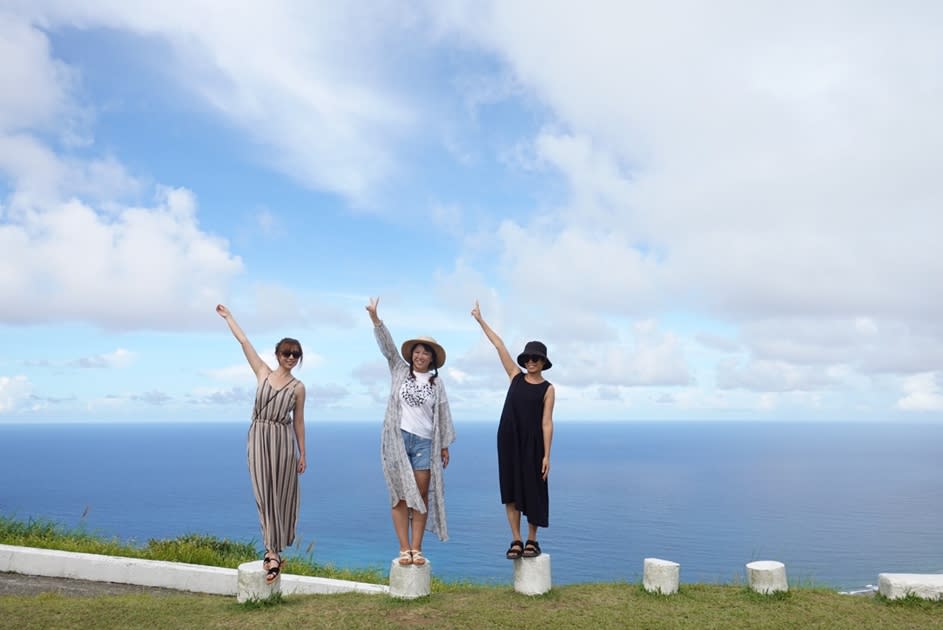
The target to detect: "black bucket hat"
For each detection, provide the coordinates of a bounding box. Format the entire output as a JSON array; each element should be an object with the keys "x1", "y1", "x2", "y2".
[{"x1": 517, "y1": 340, "x2": 552, "y2": 370}]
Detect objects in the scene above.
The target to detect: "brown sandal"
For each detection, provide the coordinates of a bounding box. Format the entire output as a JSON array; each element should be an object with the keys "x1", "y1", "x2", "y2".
[
  {"x1": 523, "y1": 540, "x2": 541, "y2": 558},
  {"x1": 506, "y1": 540, "x2": 524, "y2": 560},
  {"x1": 265, "y1": 557, "x2": 282, "y2": 583}
]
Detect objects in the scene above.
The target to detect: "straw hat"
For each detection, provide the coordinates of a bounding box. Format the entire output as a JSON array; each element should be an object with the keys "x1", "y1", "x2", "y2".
[{"x1": 401, "y1": 336, "x2": 447, "y2": 369}]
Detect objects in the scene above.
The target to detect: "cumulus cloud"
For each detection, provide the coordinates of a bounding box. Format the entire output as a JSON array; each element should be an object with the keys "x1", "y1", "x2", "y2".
[
  {"x1": 68, "y1": 348, "x2": 135, "y2": 369},
  {"x1": 308, "y1": 383, "x2": 350, "y2": 407},
  {"x1": 0, "y1": 11, "x2": 79, "y2": 136},
  {"x1": 189, "y1": 386, "x2": 253, "y2": 406},
  {"x1": 696, "y1": 333, "x2": 740, "y2": 354},
  {"x1": 11, "y1": 0, "x2": 416, "y2": 202},
  {"x1": 716, "y1": 358, "x2": 841, "y2": 393},
  {"x1": 558, "y1": 319, "x2": 691, "y2": 388},
  {"x1": 0, "y1": 13, "x2": 244, "y2": 332},
  {"x1": 203, "y1": 364, "x2": 259, "y2": 383},
  {"x1": 131, "y1": 390, "x2": 172, "y2": 405},
  {"x1": 897, "y1": 372, "x2": 943, "y2": 411},
  {"x1": 0, "y1": 374, "x2": 32, "y2": 413},
  {"x1": 0, "y1": 188, "x2": 243, "y2": 330},
  {"x1": 428, "y1": 1, "x2": 943, "y2": 396}
]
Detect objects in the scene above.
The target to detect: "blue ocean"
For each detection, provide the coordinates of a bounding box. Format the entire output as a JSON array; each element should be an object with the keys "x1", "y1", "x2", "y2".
[{"x1": 2, "y1": 421, "x2": 941, "y2": 591}]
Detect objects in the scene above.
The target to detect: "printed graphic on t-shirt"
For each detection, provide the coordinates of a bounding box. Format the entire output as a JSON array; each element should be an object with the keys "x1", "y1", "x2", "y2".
[{"x1": 401, "y1": 377, "x2": 433, "y2": 407}]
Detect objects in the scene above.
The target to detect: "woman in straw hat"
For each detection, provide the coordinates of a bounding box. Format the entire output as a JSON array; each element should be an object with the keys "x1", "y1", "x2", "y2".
[
  {"x1": 366, "y1": 297, "x2": 456, "y2": 566},
  {"x1": 472, "y1": 300, "x2": 555, "y2": 560}
]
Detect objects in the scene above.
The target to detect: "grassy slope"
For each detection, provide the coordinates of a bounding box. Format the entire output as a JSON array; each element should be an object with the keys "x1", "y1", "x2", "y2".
[{"x1": 2, "y1": 516, "x2": 941, "y2": 628}]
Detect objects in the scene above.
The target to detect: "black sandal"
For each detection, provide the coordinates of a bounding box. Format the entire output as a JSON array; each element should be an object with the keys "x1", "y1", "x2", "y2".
[
  {"x1": 506, "y1": 540, "x2": 524, "y2": 560},
  {"x1": 265, "y1": 557, "x2": 282, "y2": 583},
  {"x1": 523, "y1": 540, "x2": 541, "y2": 558}
]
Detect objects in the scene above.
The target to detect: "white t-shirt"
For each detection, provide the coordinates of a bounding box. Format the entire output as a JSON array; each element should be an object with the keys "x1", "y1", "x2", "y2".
[{"x1": 399, "y1": 370, "x2": 435, "y2": 439}]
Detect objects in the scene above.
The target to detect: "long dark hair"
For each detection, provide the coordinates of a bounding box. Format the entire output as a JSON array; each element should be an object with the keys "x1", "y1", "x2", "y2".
[{"x1": 408, "y1": 342, "x2": 438, "y2": 386}]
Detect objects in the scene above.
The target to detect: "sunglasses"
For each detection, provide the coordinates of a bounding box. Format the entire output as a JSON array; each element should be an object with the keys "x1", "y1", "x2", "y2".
[
  {"x1": 521, "y1": 355, "x2": 543, "y2": 364},
  {"x1": 280, "y1": 350, "x2": 302, "y2": 359}
]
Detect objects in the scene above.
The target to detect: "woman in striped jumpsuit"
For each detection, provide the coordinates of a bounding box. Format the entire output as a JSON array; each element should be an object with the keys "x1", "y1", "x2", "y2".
[{"x1": 217, "y1": 304, "x2": 307, "y2": 583}]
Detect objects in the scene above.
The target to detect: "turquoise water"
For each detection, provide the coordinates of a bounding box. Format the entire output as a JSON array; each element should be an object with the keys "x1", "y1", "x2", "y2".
[{"x1": 2, "y1": 421, "x2": 941, "y2": 589}]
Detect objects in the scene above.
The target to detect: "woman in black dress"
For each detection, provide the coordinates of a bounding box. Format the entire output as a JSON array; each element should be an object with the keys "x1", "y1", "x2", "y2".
[{"x1": 472, "y1": 301, "x2": 555, "y2": 559}]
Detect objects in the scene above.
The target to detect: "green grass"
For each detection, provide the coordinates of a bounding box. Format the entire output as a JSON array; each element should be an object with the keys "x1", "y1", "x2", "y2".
[
  {"x1": 3, "y1": 582, "x2": 943, "y2": 629},
  {"x1": 0, "y1": 514, "x2": 385, "y2": 584},
  {"x1": 2, "y1": 515, "x2": 942, "y2": 629}
]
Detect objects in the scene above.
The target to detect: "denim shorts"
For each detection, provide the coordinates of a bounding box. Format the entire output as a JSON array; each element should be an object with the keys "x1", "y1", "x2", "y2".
[{"x1": 401, "y1": 430, "x2": 432, "y2": 471}]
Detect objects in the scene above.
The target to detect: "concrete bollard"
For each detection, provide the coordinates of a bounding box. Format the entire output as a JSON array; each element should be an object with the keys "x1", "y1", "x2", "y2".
[
  {"x1": 388, "y1": 558, "x2": 432, "y2": 599},
  {"x1": 878, "y1": 573, "x2": 943, "y2": 600},
  {"x1": 643, "y1": 558, "x2": 680, "y2": 595},
  {"x1": 514, "y1": 554, "x2": 552, "y2": 595},
  {"x1": 237, "y1": 560, "x2": 281, "y2": 603},
  {"x1": 746, "y1": 560, "x2": 788, "y2": 594}
]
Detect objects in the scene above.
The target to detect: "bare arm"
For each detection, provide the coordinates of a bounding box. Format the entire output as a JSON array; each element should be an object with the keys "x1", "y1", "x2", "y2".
[
  {"x1": 293, "y1": 382, "x2": 307, "y2": 474},
  {"x1": 541, "y1": 384, "x2": 555, "y2": 481},
  {"x1": 216, "y1": 304, "x2": 269, "y2": 380},
  {"x1": 471, "y1": 300, "x2": 520, "y2": 380}
]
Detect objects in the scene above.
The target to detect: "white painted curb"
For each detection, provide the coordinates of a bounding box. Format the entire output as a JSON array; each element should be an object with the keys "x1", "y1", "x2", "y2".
[{"x1": 0, "y1": 544, "x2": 387, "y2": 597}]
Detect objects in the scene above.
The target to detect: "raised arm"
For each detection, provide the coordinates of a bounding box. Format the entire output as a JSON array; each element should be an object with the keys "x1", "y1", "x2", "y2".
[
  {"x1": 216, "y1": 304, "x2": 269, "y2": 380},
  {"x1": 366, "y1": 296, "x2": 400, "y2": 369},
  {"x1": 471, "y1": 300, "x2": 519, "y2": 380}
]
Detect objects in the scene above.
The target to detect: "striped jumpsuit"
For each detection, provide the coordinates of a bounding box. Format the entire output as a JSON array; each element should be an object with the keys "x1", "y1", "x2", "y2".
[{"x1": 247, "y1": 375, "x2": 300, "y2": 553}]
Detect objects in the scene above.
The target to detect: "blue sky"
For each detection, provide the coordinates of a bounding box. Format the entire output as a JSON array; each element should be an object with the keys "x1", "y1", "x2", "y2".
[{"x1": 2, "y1": 1, "x2": 942, "y2": 424}]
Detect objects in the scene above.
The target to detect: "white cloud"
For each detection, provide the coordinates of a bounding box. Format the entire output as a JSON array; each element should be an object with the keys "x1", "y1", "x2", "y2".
[
  {"x1": 69, "y1": 348, "x2": 135, "y2": 369},
  {"x1": 12, "y1": 0, "x2": 417, "y2": 202},
  {"x1": 716, "y1": 358, "x2": 840, "y2": 393},
  {"x1": 204, "y1": 364, "x2": 259, "y2": 383},
  {"x1": 0, "y1": 11, "x2": 78, "y2": 135},
  {"x1": 446, "y1": 366, "x2": 470, "y2": 385},
  {"x1": 897, "y1": 372, "x2": 943, "y2": 411},
  {"x1": 0, "y1": 374, "x2": 32, "y2": 413},
  {"x1": 188, "y1": 386, "x2": 252, "y2": 406},
  {"x1": 696, "y1": 333, "x2": 740, "y2": 354},
  {"x1": 131, "y1": 390, "x2": 172, "y2": 405},
  {"x1": 309, "y1": 382, "x2": 350, "y2": 407},
  {"x1": 0, "y1": 13, "x2": 244, "y2": 331},
  {"x1": 430, "y1": 1, "x2": 943, "y2": 392},
  {"x1": 0, "y1": 188, "x2": 243, "y2": 330}
]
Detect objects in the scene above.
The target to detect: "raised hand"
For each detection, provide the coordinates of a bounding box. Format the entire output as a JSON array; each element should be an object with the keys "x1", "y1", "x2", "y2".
[
  {"x1": 471, "y1": 300, "x2": 482, "y2": 322},
  {"x1": 365, "y1": 296, "x2": 381, "y2": 325},
  {"x1": 216, "y1": 304, "x2": 231, "y2": 319}
]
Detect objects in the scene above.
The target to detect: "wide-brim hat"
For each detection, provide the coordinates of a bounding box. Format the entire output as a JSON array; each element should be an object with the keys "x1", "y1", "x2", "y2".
[
  {"x1": 401, "y1": 336, "x2": 447, "y2": 369},
  {"x1": 517, "y1": 340, "x2": 552, "y2": 370}
]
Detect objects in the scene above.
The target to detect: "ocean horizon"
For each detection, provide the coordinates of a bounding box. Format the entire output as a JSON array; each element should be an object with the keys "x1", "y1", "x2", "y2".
[{"x1": 2, "y1": 420, "x2": 941, "y2": 590}]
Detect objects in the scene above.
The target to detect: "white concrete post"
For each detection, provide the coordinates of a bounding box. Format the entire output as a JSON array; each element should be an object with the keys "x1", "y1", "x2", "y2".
[
  {"x1": 878, "y1": 573, "x2": 943, "y2": 600},
  {"x1": 514, "y1": 554, "x2": 552, "y2": 595},
  {"x1": 388, "y1": 559, "x2": 432, "y2": 599},
  {"x1": 643, "y1": 558, "x2": 680, "y2": 595},
  {"x1": 237, "y1": 560, "x2": 281, "y2": 603},
  {"x1": 746, "y1": 560, "x2": 788, "y2": 594}
]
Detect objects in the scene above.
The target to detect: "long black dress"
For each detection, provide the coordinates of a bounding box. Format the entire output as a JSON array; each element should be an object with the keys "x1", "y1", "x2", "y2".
[{"x1": 497, "y1": 372, "x2": 552, "y2": 528}]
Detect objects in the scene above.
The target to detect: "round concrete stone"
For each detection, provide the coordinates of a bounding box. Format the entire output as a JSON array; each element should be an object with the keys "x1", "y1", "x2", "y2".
[
  {"x1": 388, "y1": 558, "x2": 431, "y2": 599},
  {"x1": 514, "y1": 554, "x2": 551, "y2": 595},
  {"x1": 643, "y1": 557, "x2": 680, "y2": 595},
  {"x1": 237, "y1": 560, "x2": 281, "y2": 603},
  {"x1": 746, "y1": 560, "x2": 788, "y2": 594}
]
